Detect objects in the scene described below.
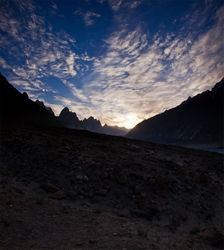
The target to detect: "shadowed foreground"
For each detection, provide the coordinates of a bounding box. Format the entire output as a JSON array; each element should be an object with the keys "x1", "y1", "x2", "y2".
[{"x1": 0, "y1": 127, "x2": 223, "y2": 249}]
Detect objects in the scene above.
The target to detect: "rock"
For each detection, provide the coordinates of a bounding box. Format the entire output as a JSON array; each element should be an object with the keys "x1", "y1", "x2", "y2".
[
  {"x1": 76, "y1": 175, "x2": 89, "y2": 183},
  {"x1": 102, "y1": 171, "x2": 109, "y2": 179},
  {"x1": 137, "y1": 228, "x2": 148, "y2": 237},
  {"x1": 140, "y1": 192, "x2": 146, "y2": 198},
  {"x1": 96, "y1": 188, "x2": 108, "y2": 196},
  {"x1": 83, "y1": 175, "x2": 89, "y2": 182},
  {"x1": 89, "y1": 239, "x2": 96, "y2": 244},
  {"x1": 75, "y1": 242, "x2": 84, "y2": 247},
  {"x1": 14, "y1": 187, "x2": 24, "y2": 194},
  {"x1": 118, "y1": 173, "x2": 127, "y2": 184},
  {"x1": 134, "y1": 185, "x2": 142, "y2": 194},
  {"x1": 51, "y1": 190, "x2": 67, "y2": 200},
  {"x1": 0, "y1": 219, "x2": 10, "y2": 228},
  {"x1": 199, "y1": 228, "x2": 224, "y2": 248},
  {"x1": 41, "y1": 183, "x2": 59, "y2": 193},
  {"x1": 199, "y1": 173, "x2": 211, "y2": 183}
]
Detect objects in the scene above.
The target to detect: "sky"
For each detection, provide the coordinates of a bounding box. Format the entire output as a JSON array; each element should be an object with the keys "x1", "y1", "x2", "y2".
[{"x1": 0, "y1": 0, "x2": 223, "y2": 129}]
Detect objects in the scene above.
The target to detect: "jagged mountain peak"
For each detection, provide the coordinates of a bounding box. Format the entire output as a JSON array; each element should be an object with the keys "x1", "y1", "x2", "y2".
[
  {"x1": 60, "y1": 107, "x2": 70, "y2": 114},
  {"x1": 36, "y1": 99, "x2": 55, "y2": 116},
  {"x1": 58, "y1": 108, "x2": 128, "y2": 136}
]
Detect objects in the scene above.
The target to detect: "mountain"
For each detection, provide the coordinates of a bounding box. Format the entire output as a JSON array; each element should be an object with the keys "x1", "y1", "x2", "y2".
[
  {"x1": 35, "y1": 100, "x2": 55, "y2": 116},
  {"x1": 103, "y1": 124, "x2": 130, "y2": 136},
  {"x1": 0, "y1": 73, "x2": 127, "y2": 135},
  {"x1": 59, "y1": 107, "x2": 83, "y2": 130},
  {"x1": 82, "y1": 116, "x2": 102, "y2": 133},
  {"x1": 58, "y1": 107, "x2": 129, "y2": 136},
  {"x1": 0, "y1": 73, "x2": 61, "y2": 128},
  {"x1": 128, "y1": 78, "x2": 224, "y2": 147},
  {"x1": 0, "y1": 73, "x2": 223, "y2": 249}
]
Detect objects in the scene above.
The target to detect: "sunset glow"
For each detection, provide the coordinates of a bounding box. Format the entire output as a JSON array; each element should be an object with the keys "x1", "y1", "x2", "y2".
[{"x1": 0, "y1": 0, "x2": 223, "y2": 127}]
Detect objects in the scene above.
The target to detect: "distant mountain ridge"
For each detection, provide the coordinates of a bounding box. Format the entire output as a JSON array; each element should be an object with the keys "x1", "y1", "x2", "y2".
[
  {"x1": 58, "y1": 107, "x2": 129, "y2": 136},
  {"x1": 128, "y1": 78, "x2": 224, "y2": 147},
  {"x1": 0, "y1": 73, "x2": 128, "y2": 136}
]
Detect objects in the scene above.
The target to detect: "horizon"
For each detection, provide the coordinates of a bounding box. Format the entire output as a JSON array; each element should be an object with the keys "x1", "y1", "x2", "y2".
[
  {"x1": 3, "y1": 72, "x2": 222, "y2": 130},
  {"x1": 0, "y1": 0, "x2": 223, "y2": 128}
]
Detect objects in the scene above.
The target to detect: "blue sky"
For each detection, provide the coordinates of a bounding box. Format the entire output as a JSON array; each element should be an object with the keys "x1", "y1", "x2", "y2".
[{"x1": 0, "y1": 0, "x2": 223, "y2": 128}]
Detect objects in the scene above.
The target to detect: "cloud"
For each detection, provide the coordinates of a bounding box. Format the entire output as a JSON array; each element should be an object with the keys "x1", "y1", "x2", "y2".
[
  {"x1": 0, "y1": 57, "x2": 10, "y2": 69},
  {"x1": 52, "y1": 3, "x2": 58, "y2": 10},
  {"x1": 109, "y1": 0, "x2": 123, "y2": 11},
  {"x1": 0, "y1": 0, "x2": 223, "y2": 128},
  {"x1": 0, "y1": 0, "x2": 94, "y2": 103},
  {"x1": 107, "y1": 0, "x2": 142, "y2": 12},
  {"x1": 75, "y1": 10, "x2": 101, "y2": 26},
  {"x1": 129, "y1": 1, "x2": 141, "y2": 8},
  {"x1": 79, "y1": 4, "x2": 224, "y2": 127},
  {"x1": 83, "y1": 11, "x2": 101, "y2": 26}
]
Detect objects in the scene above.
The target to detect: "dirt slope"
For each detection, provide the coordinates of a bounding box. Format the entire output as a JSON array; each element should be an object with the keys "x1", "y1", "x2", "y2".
[{"x1": 0, "y1": 127, "x2": 223, "y2": 249}]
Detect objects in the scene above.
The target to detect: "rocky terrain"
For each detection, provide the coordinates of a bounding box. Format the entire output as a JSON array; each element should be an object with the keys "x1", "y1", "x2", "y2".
[{"x1": 0, "y1": 126, "x2": 223, "y2": 249}]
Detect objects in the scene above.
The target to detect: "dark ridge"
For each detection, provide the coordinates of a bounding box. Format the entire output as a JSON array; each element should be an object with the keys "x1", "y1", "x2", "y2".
[
  {"x1": 0, "y1": 73, "x2": 62, "y2": 128},
  {"x1": 35, "y1": 99, "x2": 55, "y2": 116},
  {"x1": 0, "y1": 73, "x2": 128, "y2": 136},
  {"x1": 59, "y1": 107, "x2": 83, "y2": 129},
  {"x1": 128, "y1": 78, "x2": 224, "y2": 147}
]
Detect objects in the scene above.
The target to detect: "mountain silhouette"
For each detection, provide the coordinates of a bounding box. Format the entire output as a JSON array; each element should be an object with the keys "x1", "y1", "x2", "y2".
[
  {"x1": 0, "y1": 73, "x2": 128, "y2": 135},
  {"x1": 82, "y1": 116, "x2": 102, "y2": 133},
  {"x1": 0, "y1": 73, "x2": 61, "y2": 128},
  {"x1": 128, "y1": 78, "x2": 224, "y2": 147},
  {"x1": 35, "y1": 100, "x2": 55, "y2": 116},
  {"x1": 58, "y1": 106, "x2": 129, "y2": 136},
  {"x1": 59, "y1": 107, "x2": 83, "y2": 129}
]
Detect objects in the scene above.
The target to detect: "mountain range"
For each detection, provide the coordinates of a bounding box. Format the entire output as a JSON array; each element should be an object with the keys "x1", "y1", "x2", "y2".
[
  {"x1": 0, "y1": 73, "x2": 223, "y2": 146},
  {"x1": 0, "y1": 73, "x2": 223, "y2": 248},
  {"x1": 58, "y1": 107, "x2": 129, "y2": 136},
  {"x1": 128, "y1": 78, "x2": 224, "y2": 147},
  {"x1": 0, "y1": 73, "x2": 128, "y2": 136}
]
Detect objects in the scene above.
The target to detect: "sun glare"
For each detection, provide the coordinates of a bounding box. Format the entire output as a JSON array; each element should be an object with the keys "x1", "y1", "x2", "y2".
[{"x1": 124, "y1": 114, "x2": 140, "y2": 129}]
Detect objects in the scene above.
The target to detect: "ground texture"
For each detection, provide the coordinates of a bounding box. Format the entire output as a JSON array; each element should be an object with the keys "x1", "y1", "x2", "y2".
[{"x1": 0, "y1": 127, "x2": 223, "y2": 249}]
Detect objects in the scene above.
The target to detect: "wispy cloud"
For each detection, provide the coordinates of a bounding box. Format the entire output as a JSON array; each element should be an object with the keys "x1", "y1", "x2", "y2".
[
  {"x1": 0, "y1": 57, "x2": 10, "y2": 69},
  {"x1": 80, "y1": 4, "x2": 224, "y2": 127},
  {"x1": 83, "y1": 11, "x2": 101, "y2": 26},
  {"x1": 0, "y1": 0, "x2": 94, "y2": 100},
  {"x1": 109, "y1": 0, "x2": 123, "y2": 11},
  {"x1": 107, "y1": 0, "x2": 142, "y2": 12},
  {"x1": 128, "y1": 1, "x2": 141, "y2": 9},
  {"x1": 52, "y1": 3, "x2": 58, "y2": 10},
  {"x1": 75, "y1": 10, "x2": 101, "y2": 26},
  {"x1": 0, "y1": 0, "x2": 223, "y2": 128}
]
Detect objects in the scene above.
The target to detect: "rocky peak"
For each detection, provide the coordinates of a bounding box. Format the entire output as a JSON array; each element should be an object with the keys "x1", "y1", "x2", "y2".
[
  {"x1": 22, "y1": 92, "x2": 29, "y2": 99},
  {"x1": 36, "y1": 100, "x2": 45, "y2": 107},
  {"x1": 58, "y1": 107, "x2": 81, "y2": 129},
  {"x1": 60, "y1": 107, "x2": 70, "y2": 115},
  {"x1": 35, "y1": 100, "x2": 55, "y2": 116}
]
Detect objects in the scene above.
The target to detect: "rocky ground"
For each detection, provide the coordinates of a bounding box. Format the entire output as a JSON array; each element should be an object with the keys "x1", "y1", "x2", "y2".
[{"x1": 0, "y1": 127, "x2": 223, "y2": 249}]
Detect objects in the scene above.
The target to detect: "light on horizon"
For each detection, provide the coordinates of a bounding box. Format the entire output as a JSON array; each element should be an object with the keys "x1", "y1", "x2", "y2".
[{"x1": 123, "y1": 114, "x2": 141, "y2": 129}]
